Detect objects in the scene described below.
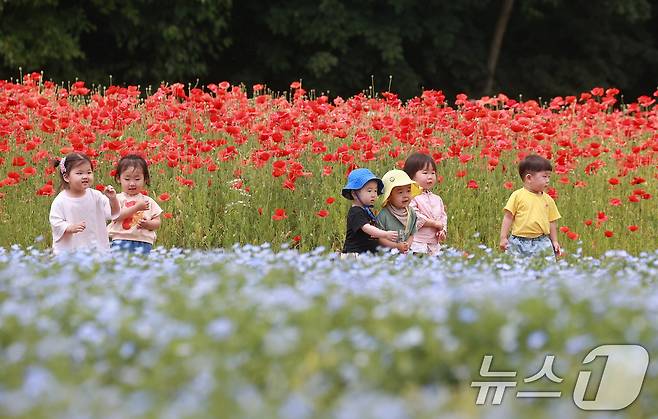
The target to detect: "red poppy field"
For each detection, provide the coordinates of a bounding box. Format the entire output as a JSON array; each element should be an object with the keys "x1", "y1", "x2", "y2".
[{"x1": 0, "y1": 74, "x2": 656, "y2": 255}]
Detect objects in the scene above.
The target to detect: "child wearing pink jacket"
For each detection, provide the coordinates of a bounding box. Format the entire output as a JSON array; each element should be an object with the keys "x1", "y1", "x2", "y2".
[{"x1": 403, "y1": 153, "x2": 447, "y2": 255}]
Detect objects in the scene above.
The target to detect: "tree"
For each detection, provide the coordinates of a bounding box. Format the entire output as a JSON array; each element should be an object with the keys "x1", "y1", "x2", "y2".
[
  {"x1": 0, "y1": 0, "x2": 91, "y2": 79},
  {"x1": 1, "y1": 0, "x2": 656, "y2": 100},
  {"x1": 483, "y1": 0, "x2": 515, "y2": 95},
  {"x1": 0, "y1": 0, "x2": 232, "y2": 85}
]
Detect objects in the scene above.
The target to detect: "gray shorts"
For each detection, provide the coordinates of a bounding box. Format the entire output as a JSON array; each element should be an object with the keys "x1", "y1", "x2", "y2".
[{"x1": 508, "y1": 235, "x2": 554, "y2": 258}]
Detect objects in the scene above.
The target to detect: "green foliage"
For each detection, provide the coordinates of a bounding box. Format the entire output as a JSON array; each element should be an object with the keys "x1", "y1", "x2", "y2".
[
  {"x1": 0, "y1": 0, "x2": 232, "y2": 83},
  {"x1": 0, "y1": 0, "x2": 90, "y2": 75},
  {"x1": 0, "y1": 0, "x2": 657, "y2": 98},
  {"x1": 503, "y1": 0, "x2": 657, "y2": 99},
  {"x1": 82, "y1": 0, "x2": 232, "y2": 82}
]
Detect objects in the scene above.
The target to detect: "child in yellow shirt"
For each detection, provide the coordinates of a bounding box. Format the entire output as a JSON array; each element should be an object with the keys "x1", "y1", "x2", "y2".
[{"x1": 499, "y1": 155, "x2": 561, "y2": 258}]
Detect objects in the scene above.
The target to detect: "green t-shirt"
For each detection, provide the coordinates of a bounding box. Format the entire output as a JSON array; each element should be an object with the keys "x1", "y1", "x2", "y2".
[{"x1": 376, "y1": 206, "x2": 418, "y2": 242}]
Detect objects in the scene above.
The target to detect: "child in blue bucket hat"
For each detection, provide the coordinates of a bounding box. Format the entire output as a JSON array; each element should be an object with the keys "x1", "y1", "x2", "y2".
[{"x1": 341, "y1": 168, "x2": 399, "y2": 256}]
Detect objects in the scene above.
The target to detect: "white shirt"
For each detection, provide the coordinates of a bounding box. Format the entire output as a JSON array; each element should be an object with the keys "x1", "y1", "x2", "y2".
[{"x1": 49, "y1": 189, "x2": 115, "y2": 254}]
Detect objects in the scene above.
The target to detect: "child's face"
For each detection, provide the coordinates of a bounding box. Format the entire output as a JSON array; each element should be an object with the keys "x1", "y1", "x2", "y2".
[
  {"x1": 353, "y1": 180, "x2": 379, "y2": 206},
  {"x1": 524, "y1": 171, "x2": 551, "y2": 193},
  {"x1": 64, "y1": 161, "x2": 93, "y2": 194},
  {"x1": 388, "y1": 185, "x2": 412, "y2": 208},
  {"x1": 412, "y1": 164, "x2": 436, "y2": 190},
  {"x1": 119, "y1": 166, "x2": 146, "y2": 196}
]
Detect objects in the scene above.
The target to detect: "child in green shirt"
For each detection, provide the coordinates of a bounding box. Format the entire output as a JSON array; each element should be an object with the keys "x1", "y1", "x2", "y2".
[{"x1": 377, "y1": 169, "x2": 421, "y2": 253}]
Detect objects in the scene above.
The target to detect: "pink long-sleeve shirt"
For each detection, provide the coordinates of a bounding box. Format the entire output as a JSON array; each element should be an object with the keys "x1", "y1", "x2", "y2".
[{"x1": 409, "y1": 191, "x2": 447, "y2": 244}]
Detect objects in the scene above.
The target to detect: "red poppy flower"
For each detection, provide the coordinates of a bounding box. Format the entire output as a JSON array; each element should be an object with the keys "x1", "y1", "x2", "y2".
[
  {"x1": 292, "y1": 235, "x2": 301, "y2": 242},
  {"x1": 272, "y1": 208, "x2": 287, "y2": 220},
  {"x1": 608, "y1": 177, "x2": 619, "y2": 185},
  {"x1": 36, "y1": 184, "x2": 54, "y2": 196},
  {"x1": 326, "y1": 197, "x2": 335, "y2": 204},
  {"x1": 159, "y1": 193, "x2": 171, "y2": 202},
  {"x1": 604, "y1": 230, "x2": 614, "y2": 238},
  {"x1": 559, "y1": 226, "x2": 570, "y2": 233},
  {"x1": 597, "y1": 212, "x2": 608, "y2": 222},
  {"x1": 176, "y1": 176, "x2": 195, "y2": 188},
  {"x1": 282, "y1": 178, "x2": 296, "y2": 191},
  {"x1": 590, "y1": 87, "x2": 604, "y2": 97},
  {"x1": 95, "y1": 185, "x2": 106, "y2": 192},
  {"x1": 272, "y1": 160, "x2": 286, "y2": 177},
  {"x1": 458, "y1": 154, "x2": 473, "y2": 164},
  {"x1": 574, "y1": 181, "x2": 587, "y2": 188},
  {"x1": 628, "y1": 225, "x2": 639, "y2": 232},
  {"x1": 316, "y1": 210, "x2": 329, "y2": 218},
  {"x1": 609, "y1": 198, "x2": 622, "y2": 206},
  {"x1": 630, "y1": 177, "x2": 646, "y2": 185},
  {"x1": 584, "y1": 219, "x2": 593, "y2": 226},
  {"x1": 567, "y1": 231, "x2": 579, "y2": 240},
  {"x1": 163, "y1": 212, "x2": 173, "y2": 219},
  {"x1": 503, "y1": 181, "x2": 514, "y2": 190},
  {"x1": 467, "y1": 180, "x2": 479, "y2": 189}
]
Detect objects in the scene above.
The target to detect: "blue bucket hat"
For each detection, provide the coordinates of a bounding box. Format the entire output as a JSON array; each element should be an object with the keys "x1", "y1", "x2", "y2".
[{"x1": 341, "y1": 168, "x2": 384, "y2": 199}]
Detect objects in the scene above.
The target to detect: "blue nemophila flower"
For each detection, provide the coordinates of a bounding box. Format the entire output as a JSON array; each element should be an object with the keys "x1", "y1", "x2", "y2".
[
  {"x1": 0, "y1": 246, "x2": 658, "y2": 417},
  {"x1": 205, "y1": 318, "x2": 234, "y2": 341}
]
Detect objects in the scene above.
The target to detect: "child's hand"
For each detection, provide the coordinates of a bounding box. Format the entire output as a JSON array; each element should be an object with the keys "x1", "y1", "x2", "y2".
[
  {"x1": 136, "y1": 200, "x2": 150, "y2": 211},
  {"x1": 384, "y1": 231, "x2": 398, "y2": 242},
  {"x1": 66, "y1": 221, "x2": 86, "y2": 234},
  {"x1": 136, "y1": 217, "x2": 149, "y2": 230},
  {"x1": 397, "y1": 241, "x2": 410, "y2": 253},
  {"x1": 552, "y1": 240, "x2": 561, "y2": 257},
  {"x1": 499, "y1": 237, "x2": 509, "y2": 252},
  {"x1": 103, "y1": 185, "x2": 117, "y2": 199}
]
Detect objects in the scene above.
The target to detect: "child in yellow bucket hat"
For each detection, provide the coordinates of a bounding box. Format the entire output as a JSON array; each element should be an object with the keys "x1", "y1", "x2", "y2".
[{"x1": 377, "y1": 169, "x2": 421, "y2": 253}]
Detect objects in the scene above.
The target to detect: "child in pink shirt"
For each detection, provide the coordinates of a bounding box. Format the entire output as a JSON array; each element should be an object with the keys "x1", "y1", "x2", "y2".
[{"x1": 403, "y1": 153, "x2": 447, "y2": 255}]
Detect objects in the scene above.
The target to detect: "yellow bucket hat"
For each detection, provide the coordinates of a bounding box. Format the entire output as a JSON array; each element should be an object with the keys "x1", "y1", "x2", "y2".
[{"x1": 381, "y1": 169, "x2": 421, "y2": 206}]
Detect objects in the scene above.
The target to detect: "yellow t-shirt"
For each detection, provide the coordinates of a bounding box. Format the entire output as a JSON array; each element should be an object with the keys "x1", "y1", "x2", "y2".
[{"x1": 504, "y1": 188, "x2": 560, "y2": 238}]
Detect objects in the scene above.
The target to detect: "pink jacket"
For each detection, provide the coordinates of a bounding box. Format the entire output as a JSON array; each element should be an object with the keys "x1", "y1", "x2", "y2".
[{"x1": 409, "y1": 191, "x2": 447, "y2": 244}]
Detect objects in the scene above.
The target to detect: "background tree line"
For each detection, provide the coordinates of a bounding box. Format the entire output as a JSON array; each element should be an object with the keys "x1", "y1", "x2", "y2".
[{"x1": 1, "y1": 0, "x2": 657, "y2": 100}]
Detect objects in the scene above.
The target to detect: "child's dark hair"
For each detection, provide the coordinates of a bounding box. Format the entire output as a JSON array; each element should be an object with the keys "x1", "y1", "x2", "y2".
[
  {"x1": 403, "y1": 152, "x2": 437, "y2": 178},
  {"x1": 519, "y1": 154, "x2": 553, "y2": 179},
  {"x1": 52, "y1": 153, "x2": 93, "y2": 190},
  {"x1": 114, "y1": 154, "x2": 150, "y2": 185}
]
